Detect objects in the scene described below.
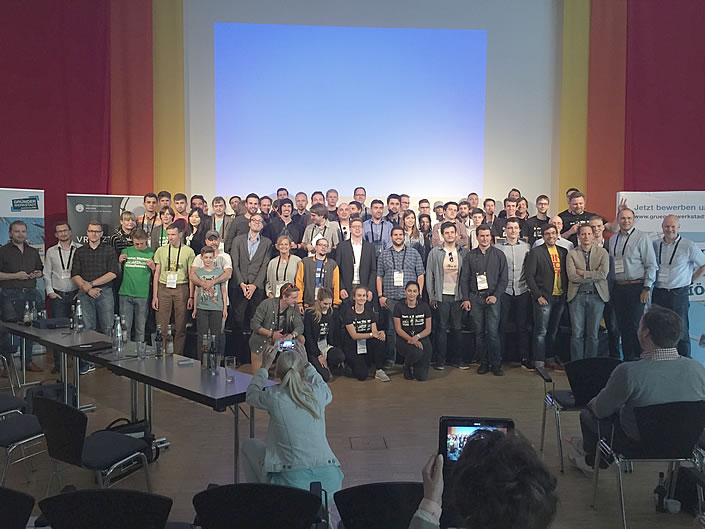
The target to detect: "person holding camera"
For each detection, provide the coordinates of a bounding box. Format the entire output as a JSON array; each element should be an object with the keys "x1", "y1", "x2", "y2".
[
  {"x1": 249, "y1": 283, "x2": 305, "y2": 371},
  {"x1": 411, "y1": 430, "x2": 558, "y2": 529},
  {"x1": 242, "y1": 331, "x2": 343, "y2": 494}
]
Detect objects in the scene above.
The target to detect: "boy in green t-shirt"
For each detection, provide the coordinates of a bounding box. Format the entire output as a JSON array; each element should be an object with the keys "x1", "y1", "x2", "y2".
[
  {"x1": 118, "y1": 228, "x2": 155, "y2": 342},
  {"x1": 192, "y1": 246, "x2": 228, "y2": 356}
]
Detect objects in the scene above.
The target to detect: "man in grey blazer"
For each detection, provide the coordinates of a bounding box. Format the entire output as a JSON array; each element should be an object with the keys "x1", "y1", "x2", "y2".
[
  {"x1": 229, "y1": 213, "x2": 272, "y2": 364},
  {"x1": 209, "y1": 196, "x2": 235, "y2": 252},
  {"x1": 566, "y1": 224, "x2": 610, "y2": 360}
]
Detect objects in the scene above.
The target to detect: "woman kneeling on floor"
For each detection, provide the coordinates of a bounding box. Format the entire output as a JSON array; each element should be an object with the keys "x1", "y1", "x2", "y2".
[
  {"x1": 393, "y1": 281, "x2": 433, "y2": 381},
  {"x1": 304, "y1": 286, "x2": 346, "y2": 382}
]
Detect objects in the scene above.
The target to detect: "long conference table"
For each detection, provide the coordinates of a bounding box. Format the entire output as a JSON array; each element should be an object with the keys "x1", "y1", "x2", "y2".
[{"x1": 0, "y1": 321, "x2": 275, "y2": 481}]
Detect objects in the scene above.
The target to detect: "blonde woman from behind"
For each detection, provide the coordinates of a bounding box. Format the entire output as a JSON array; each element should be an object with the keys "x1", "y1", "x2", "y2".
[{"x1": 241, "y1": 342, "x2": 344, "y2": 494}]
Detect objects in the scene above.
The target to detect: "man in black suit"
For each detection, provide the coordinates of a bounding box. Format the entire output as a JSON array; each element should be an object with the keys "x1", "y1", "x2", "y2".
[
  {"x1": 229, "y1": 213, "x2": 272, "y2": 364},
  {"x1": 336, "y1": 217, "x2": 377, "y2": 305},
  {"x1": 523, "y1": 223, "x2": 568, "y2": 370}
]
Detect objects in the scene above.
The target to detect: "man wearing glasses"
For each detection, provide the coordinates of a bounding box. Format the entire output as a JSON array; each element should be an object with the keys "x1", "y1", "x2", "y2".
[
  {"x1": 426, "y1": 222, "x2": 469, "y2": 370},
  {"x1": 71, "y1": 221, "x2": 119, "y2": 374}
]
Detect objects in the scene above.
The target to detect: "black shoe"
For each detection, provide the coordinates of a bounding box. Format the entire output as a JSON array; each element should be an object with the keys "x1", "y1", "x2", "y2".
[
  {"x1": 403, "y1": 365, "x2": 413, "y2": 380},
  {"x1": 521, "y1": 358, "x2": 535, "y2": 371},
  {"x1": 477, "y1": 364, "x2": 489, "y2": 375},
  {"x1": 492, "y1": 367, "x2": 504, "y2": 376}
]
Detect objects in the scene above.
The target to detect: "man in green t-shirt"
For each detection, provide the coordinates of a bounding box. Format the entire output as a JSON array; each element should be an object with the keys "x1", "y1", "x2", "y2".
[{"x1": 118, "y1": 228, "x2": 155, "y2": 342}]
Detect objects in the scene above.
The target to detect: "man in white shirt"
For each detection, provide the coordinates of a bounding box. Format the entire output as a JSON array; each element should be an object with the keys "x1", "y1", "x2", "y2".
[
  {"x1": 44, "y1": 221, "x2": 81, "y2": 373},
  {"x1": 337, "y1": 202, "x2": 352, "y2": 242}
]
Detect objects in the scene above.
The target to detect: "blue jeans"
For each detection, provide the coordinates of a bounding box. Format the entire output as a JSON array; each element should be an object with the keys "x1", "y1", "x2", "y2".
[
  {"x1": 653, "y1": 286, "x2": 691, "y2": 357},
  {"x1": 119, "y1": 295, "x2": 149, "y2": 342},
  {"x1": 1, "y1": 288, "x2": 44, "y2": 362},
  {"x1": 78, "y1": 287, "x2": 114, "y2": 335},
  {"x1": 50, "y1": 291, "x2": 77, "y2": 364},
  {"x1": 383, "y1": 298, "x2": 401, "y2": 364},
  {"x1": 568, "y1": 292, "x2": 605, "y2": 361},
  {"x1": 470, "y1": 297, "x2": 502, "y2": 369},
  {"x1": 434, "y1": 295, "x2": 463, "y2": 365},
  {"x1": 532, "y1": 295, "x2": 566, "y2": 364}
]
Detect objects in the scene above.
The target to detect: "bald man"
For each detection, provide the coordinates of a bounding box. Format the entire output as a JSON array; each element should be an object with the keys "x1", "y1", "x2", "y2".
[
  {"x1": 652, "y1": 215, "x2": 705, "y2": 357},
  {"x1": 532, "y1": 216, "x2": 574, "y2": 251}
]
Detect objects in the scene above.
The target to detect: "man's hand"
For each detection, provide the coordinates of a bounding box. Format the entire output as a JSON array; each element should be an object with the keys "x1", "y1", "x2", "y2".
[
  {"x1": 14, "y1": 271, "x2": 31, "y2": 281},
  {"x1": 367, "y1": 290, "x2": 373, "y2": 302},
  {"x1": 245, "y1": 284, "x2": 256, "y2": 300},
  {"x1": 461, "y1": 300, "x2": 471, "y2": 311},
  {"x1": 146, "y1": 258, "x2": 155, "y2": 271},
  {"x1": 240, "y1": 283, "x2": 248, "y2": 297},
  {"x1": 152, "y1": 297, "x2": 159, "y2": 311},
  {"x1": 87, "y1": 287, "x2": 102, "y2": 299},
  {"x1": 119, "y1": 253, "x2": 128, "y2": 263},
  {"x1": 486, "y1": 295, "x2": 497, "y2": 305},
  {"x1": 374, "y1": 330, "x2": 386, "y2": 342},
  {"x1": 223, "y1": 307, "x2": 228, "y2": 319},
  {"x1": 566, "y1": 223, "x2": 579, "y2": 236},
  {"x1": 429, "y1": 299, "x2": 438, "y2": 309},
  {"x1": 271, "y1": 330, "x2": 285, "y2": 343},
  {"x1": 576, "y1": 269, "x2": 585, "y2": 277},
  {"x1": 618, "y1": 198, "x2": 628, "y2": 212},
  {"x1": 47, "y1": 292, "x2": 61, "y2": 300},
  {"x1": 421, "y1": 453, "x2": 444, "y2": 505},
  {"x1": 318, "y1": 354, "x2": 328, "y2": 369},
  {"x1": 379, "y1": 296, "x2": 388, "y2": 309},
  {"x1": 29, "y1": 270, "x2": 43, "y2": 279},
  {"x1": 187, "y1": 298, "x2": 194, "y2": 310},
  {"x1": 537, "y1": 296, "x2": 549, "y2": 306},
  {"x1": 640, "y1": 289, "x2": 650, "y2": 304},
  {"x1": 340, "y1": 289, "x2": 348, "y2": 300}
]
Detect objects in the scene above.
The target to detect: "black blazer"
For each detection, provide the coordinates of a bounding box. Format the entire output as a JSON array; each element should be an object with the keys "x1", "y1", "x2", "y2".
[
  {"x1": 336, "y1": 239, "x2": 377, "y2": 294},
  {"x1": 523, "y1": 244, "x2": 569, "y2": 301}
]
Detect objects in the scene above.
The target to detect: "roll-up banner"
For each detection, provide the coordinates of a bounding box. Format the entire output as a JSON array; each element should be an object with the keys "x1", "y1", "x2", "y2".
[
  {"x1": 66, "y1": 194, "x2": 144, "y2": 245},
  {"x1": 617, "y1": 191, "x2": 705, "y2": 363}
]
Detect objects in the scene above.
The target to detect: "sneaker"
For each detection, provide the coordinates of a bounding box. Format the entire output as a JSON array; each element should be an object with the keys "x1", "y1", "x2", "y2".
[
  {"x1": 375, "y1": 369, "x2": 391, "y2": 382},
  {"x1": 403, "y1": 365, "x2": 413, "y2": 380},
  {"x1": 492, "y1": 367, "x2": 504, "y2": 376},
  {"x1": 477, "y1": 364, "x2": 489, "y2": 375},
  {"x1": 79, "y1": 363, "x2": 95, "y2": 375},
  {"x1": 432, "y1": 363, "x2": 445, "y2": 371},
  {"x1": 458, "y1": 362, "x2": 471, "y2": 370},
  {"x1": 382, "y1": 360, "x2": 394, "y2": 370},
  {"x1": 567, "y1": 438, "x2": 593, "y2": 477}
]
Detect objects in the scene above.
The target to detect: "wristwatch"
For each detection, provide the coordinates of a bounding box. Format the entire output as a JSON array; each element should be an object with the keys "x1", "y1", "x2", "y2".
[{"x1": 642, "y1": 286, "x2": 650, "y2": 292}]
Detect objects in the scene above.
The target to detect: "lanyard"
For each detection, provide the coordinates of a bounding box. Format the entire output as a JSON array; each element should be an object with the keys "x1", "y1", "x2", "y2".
[
  {"x1": 168, "y1": 244, "x2": 182, "y2": 271},
  {"x1": 659, "y1": 236, "x2": 682, "y2": 266},
  {"x1": 275, "y1": 256, "x2": 290, "y2": 282},
  {"x1": 613, "y1": 229, "x2": 634, "y2": 256},
  {"x1": 141, "y1": 214, "x2": 156, "y2": 236},
  {"x1": 370, "y1": 222, "x2": 382, "y2": 244},
  {"x1": 315, "y1": 259, "x2": 326, "y2": 287},
  {"x1": 58, "y1": 245, "x2": 74, "y2": 271},
  {"x1": 392, "y1": 247, "x2": 407, "y2": 271}
]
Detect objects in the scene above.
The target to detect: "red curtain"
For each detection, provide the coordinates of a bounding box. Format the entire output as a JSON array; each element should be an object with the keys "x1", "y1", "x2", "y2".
[
  {"x1": 624, "y1": 0, "x2": 705, "y2": 191},
  {"x1": 0, "y1": 1, "x2": 110, "y2": 243}
]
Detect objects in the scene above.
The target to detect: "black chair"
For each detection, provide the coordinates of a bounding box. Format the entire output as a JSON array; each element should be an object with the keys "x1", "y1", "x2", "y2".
[
  {"x1": 0, "y1": 407, "x2": 44, "y2": 486},
  {"x1": 39, "y1": 488, "x2": 172, "y2": 529},
  {"x1": 538, "y1": 357, "x2": 621, "y2": 472},
  {"x1": 591, "y1": 401, "x2": 705, "y2": 529},
  {"x1": 0, "y1": 393, "x2": 25, "y2": 414},
  {"x1": 0, "y1": 486, "x2": 35, "y2": 529},
  {"x1": 334, "y1": 482, "x2": 424, "y2": 529},
  {"x1": 193, "y1": 483, "x2": 324, "y2": 529},
  {"x1": 32, "y1": 396, "x2": 152, "y2": 495}
]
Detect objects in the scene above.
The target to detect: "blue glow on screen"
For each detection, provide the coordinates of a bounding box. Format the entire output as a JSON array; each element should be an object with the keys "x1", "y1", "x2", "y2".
[{"x1": 214, "y1": 23, "x2": 487, "y2": 197}]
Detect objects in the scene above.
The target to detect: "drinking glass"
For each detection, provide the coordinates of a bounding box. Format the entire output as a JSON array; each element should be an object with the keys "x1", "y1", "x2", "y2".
[
  {"x1": 136, "y1": 341, "x2": 146, "y2": 359},
  {"x1": 225, "y1": 357, "x2": 235, "y2": 383}
]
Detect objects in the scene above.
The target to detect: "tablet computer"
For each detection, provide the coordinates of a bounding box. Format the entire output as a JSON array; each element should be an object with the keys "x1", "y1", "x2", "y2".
[{"x1": 439, "y1": 416, "x2": 515, "y2": 464}]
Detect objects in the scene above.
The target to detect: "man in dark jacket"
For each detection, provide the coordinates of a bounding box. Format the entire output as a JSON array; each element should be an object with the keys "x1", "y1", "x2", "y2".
[{"x1": 336, "y1": 218, "x2": 376, "y2": 305}]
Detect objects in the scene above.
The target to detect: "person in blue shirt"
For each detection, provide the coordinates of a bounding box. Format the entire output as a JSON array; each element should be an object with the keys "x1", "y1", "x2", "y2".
[{"x1": 363, "y1": 199, "x2": 394, "y2": 258}]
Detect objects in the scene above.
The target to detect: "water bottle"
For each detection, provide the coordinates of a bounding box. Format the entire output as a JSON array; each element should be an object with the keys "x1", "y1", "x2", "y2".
[
  {"x1": 654, "y1": 471, "x2": 667, "y2": 512},
  {"x1": 112, "y1": 315, "x2": 123, "y2": 356},
  {"x1": 120, "y1": 315, "x2": 128, "y2": 345},
  {"x1": 75, "y1": 300, "x2": 85, "y2": 332},
  {"x1": 154, "y1": 325, "x2": 164, "y2": 357},
  {"x1": 23, "y1": 301, "x2": 31, "y2": 326},
  {"x1": 166, "y1": 324, "x2": 175, "y2": 355},
  {"x1": 30, "y1": 301, "x2": 38, "y2": 322},
  {"x1": 208, "y1": 334, "x2": 218, "y2": 375},
  {"x1": 201, "y1": 334, "x2": 210, "y2": 371}
]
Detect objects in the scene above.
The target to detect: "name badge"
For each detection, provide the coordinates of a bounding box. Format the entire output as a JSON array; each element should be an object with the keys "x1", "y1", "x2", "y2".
[
  {"x1": 275, "y1": 282, "x2": 285, "y2": 297},
  {"x1": 614, "y1": 258, "x2": 625, "y2": 275},
  {"x1": 356, "y1": 339, "x2": 368, "y2": 355},
  {"x1": 314, "y1": 286, "x2": 320, "y2": 300},
  {"x1": 657, "y1": 268, "x2": 670, "y2": 284},
  {"x1": 476, "y1": 273, "x2": 489, "y2": 291},
  {"x1": 393, "y1": 270, "x2": 404, "y2": 287},
  {"x1": 59, "y1": 270, "x2": 71, "y2": 280},
  {"x1": 166, "y1": 272, "x2": 178, "y2": 288}
]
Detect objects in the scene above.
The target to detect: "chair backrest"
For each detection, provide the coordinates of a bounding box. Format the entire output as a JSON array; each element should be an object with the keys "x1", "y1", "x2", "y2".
[
  {"x1": 0, "y1": 487, "x2": 35, "y2": 529},
  {"x1": 565, "y1": 357, "x2": 621, "y2": 406},
  {"x1": 193, "y1": 483, "x2": 322, "y2": 529},
  {"x1": 39, "y1": 489, "x2": 172, "y2": 529},
  {"x1": 334, "y1": 482, "x2": 424, "y2": 529},
  {"x1": 32, "y1": 396, "x2": 87, "y2": 466},
  {"x1": 634, "y1": 401, "x2": 705, "y2": 459}
]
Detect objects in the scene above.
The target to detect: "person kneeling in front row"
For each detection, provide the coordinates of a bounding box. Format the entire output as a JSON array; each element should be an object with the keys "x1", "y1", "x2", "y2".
[
  {"x1": 304, "y1": 287, "x2": 346, "y2": 382},
  {"x1": 393, "y1": 281, "x2": 433, "y2": 381},
  {"x1": 411, "y1": 430, "x2": 558, "y2": 529},
  {"x1": 241, "y1": 338, "x2": 343, "y2": 494},
  {"x1": 342, "y1": 285, "x2": 388, "y2": 381}
]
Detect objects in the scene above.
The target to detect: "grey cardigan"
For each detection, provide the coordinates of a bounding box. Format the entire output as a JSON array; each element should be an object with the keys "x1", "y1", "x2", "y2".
[
  {"x1": 249, "y1": 297, "x2": 304, "y2": 355},
  {"x1": 425, "y1": 245, "x2": 469, "y2": 302}
]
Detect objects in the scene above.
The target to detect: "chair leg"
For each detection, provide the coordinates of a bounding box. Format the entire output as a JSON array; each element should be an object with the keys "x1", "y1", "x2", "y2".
[
  {"x1": 615, "y1": 458, "x2": 627, "y2": 529},
  {"x1": 139, "y1": 453, "x2": 152, "y2": 493},
  {"x1": 554, "y1": 408, "x2": 564, "y2": 473},
  {"x1": 591, "y1": 438, "x2": 602, "y2": 509},
  {"x1": 667, "y1": 462, "x2": 680, "y2": 499},
  {"x1": 96, "y1": 470, "x2": 105, "y2": 488},
  {"x1": 46, "y1": 460, "x2": 60, "y2": 498},
  {"x1": 0, "y1": 447, "x2": 10, "y2": 486},
  {"x1": 539, "y1": 399, "x2": 548, "y2": 453}
]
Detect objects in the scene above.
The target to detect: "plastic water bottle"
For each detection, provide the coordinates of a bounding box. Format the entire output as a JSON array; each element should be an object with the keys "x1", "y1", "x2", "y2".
[
  {"x1": 201, "y1": 334, "x2": 210, "y2": 371},
  {"x1": 74, "y1": 300, "x2": 85, "y2": 332},
  {"x1": 30, "y1": 301, "x2": 38, "y2": 322},
  {"x1": 154, "y1": 325, "x2": 164, "y2": 358},
  {"x1": 120, "y1": 315, "x2": 128, "y2": 346},
  {"x1": 654, "y1": 471, "x2": 667, "y2": 512},
  {"x1": 23, "y1": 302, "x2": 32, "y2": 326},
  {"x1": 112, "y1": 315, "x2": 123, "y2": 356},
  {"x1": 166, "y1": 324, "x2": 175, "y2": 355}
]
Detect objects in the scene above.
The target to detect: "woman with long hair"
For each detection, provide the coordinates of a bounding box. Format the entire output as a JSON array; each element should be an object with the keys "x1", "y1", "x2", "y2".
[
  {"x1": 304, "y1": 287, "x2": 346, "y2": 381},
  {"x1": 417, "y1": 213, "x2": 433, "y2": 264},
  {"x1": 242, "y1": 335, "x2": 344, "y2": 495},
  {"x1": 393, "y1": 281, "x2": 433, "y2": 381},
  {"x1": 402, "y1": 210, "x2": 424, "y2": 259},
  {"x1": 342, "y1": 285, "x2": 387, "y2": 381},
  {"x1": 186, "y1": 207, "x2": 208, "y2": 255}
]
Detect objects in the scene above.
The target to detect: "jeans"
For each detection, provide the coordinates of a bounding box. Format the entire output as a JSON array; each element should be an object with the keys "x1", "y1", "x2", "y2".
[
  {"x1": 434, "y1": 295, "x2": 462, "y2": 365},
  {"x1": 603, "y1": 299, "x2": 622, "y2": 359},
  {"x1": 568, "y1": 292, "x2": 605, "y2": 361},
  {"x1": 532, "y1": 295, "x2": 566, "y2": 364},
  {"x1": 470, "y1": 297, "x2": 502, "y2": 369},
  {"x1": 229, "y1": 286, "x2": 266, "y2": 365},
  {"x1": 383, "y1": 298, "x2": 401, "y2": 364},
  {"x1": 196, "y1": 309, "x2": 225, "y2": 357},
  {"x1": 50, "y1": 291, "x2": 77, "y2": 364},
  {"x1": 343, "y1": 338, "x2": 385, "y2": 380},
  {"x1": 611, "y1": 283, "x2": 645, "y2": 361},
  {"x1": 78, "y1": 287, "x2": 115, "y2": 335},
  {"x1": 499, "y1": 291, "x2": 530, "y2": 361},
  {"x1": 1, "y1": 288, "x2": 44, "y2": 362},
  {"x1": 579, "y1": 409, "x2": 641, "y2": 466},
  {"x1": 396, "y1": 337, "x2": 432, "y2": 381},
  {"x1": 119, "y1": 295, "x2": 149, "y2": 343},
  {"x1": 653, "y1": 287, "x2": 691, "y2": 357}
]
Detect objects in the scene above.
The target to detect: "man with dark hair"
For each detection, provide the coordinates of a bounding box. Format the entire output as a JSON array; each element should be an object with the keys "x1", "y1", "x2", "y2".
[
  {"x1": 527, "y1": 195, "x2": 550, "y2": 246},
  {"x1": 558, "y1": 191, "x2": 596, "y2": 246},
  {"x1": 385, "y1": 194, "x2": 402, "y2": 226},
  {"x1": 295, "y1": 237, "x2": 341, "y2": 309},
  {"x1": 363, "y1": 199, "x2": 393, "y2": 257},
  {"x1": 468, "y1": 208, "x2": 485, "y2": 249},
  {"x1": 209, "y1": 196, "x2": 234, "y2": 249},
  {"x1": 325, "y1": 188, "x2": 339, "y2": 221},
  {"x1": 157, "y1": 190, "x2": 172, "y2": 209},
  {"x1": 190, "y1": 194, "x2": 206, "y2": 212},
  {"x1": 400, "y1": 194, "x2": 411, "y2": 212},
  {"x1": 337, "y1": 217, "x2": 376, "y2": 304},
  {"x1": 259, "y1": 196, "x2": 273, "y2": 223},
  {"x1": 457, "y1": 200, "x2": 471, "y2": 228},
  {"x1": 461, "y1": 224, "x2": 508, "y2": 375},
  {"x1": 418, "y1": 199, "x2": 431, "y2": 216},
  {"x1": 173, "y1": 193, "x2": 189, "y2": 230},
  {"x1": 483, "y1": 198, "x2": 497, "y2": 228},
  {"x1": 292, "y1": 191, "x2": 311, "y2": 231},
  {"x1": 137, "y1": 193, "x2": 161, "y2": 241},
  {"x1": 353, "y1": 186, "x2": 370, "y2": 221},
  {"x1": 559, "y1": 187, "x2": 580, "y2": 217},
  {"x1": 301, "y1": 204, "x2": 340, "y2": 256},
  {"x1": 431, "y1": 202, "x2": 469, "y2": 248},
  {"x1": 569, "y1": 305, "x2": 705, "y2": 475},
  {"x1": 276, "y1": 187, "x2": 289, "y2": 200},
  {"x1": 0, "y1": 220, "x2": 44, "y2": 371},
  {"x1": 310, "y1": 190, "x2": 325, "y2": 206},
  {"x1": 491, "y1": 197, "x2": 527, "y2": 241},
  {"x1": 467, "y1": 192, "x2": 479, "y2": 209},
  {"x1": 348, "y1": 201, "x2": 363, "y2": 218},
  {"x1": 109, "y1": 210, "x2": 135, "y2": 253},
  {"x1": 229, "y1": 195, "x2": 241, "y2": 213},
  {"x1": 497, "y1": 188, "x2": 522, "y2": 219},
  {"x1": 226, "y1": 193, "x2": 260, "y2": 249},
  {"x1": 265, "y1": 197, "x2": 301, "y2": 256}
]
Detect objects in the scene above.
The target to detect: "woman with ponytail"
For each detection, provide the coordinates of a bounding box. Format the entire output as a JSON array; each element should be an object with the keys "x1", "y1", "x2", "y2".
[
  {"x1": 242, "y1": 311, "x2": 344, "y2": 494},
  {"x1": 304, "y1": 287, "x2": 346, "y2": 381}
]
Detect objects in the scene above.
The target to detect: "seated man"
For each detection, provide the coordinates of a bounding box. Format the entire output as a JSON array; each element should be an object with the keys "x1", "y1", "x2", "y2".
[{"x1": 569, "y1": 305, "x2": 705, "y2": 473}]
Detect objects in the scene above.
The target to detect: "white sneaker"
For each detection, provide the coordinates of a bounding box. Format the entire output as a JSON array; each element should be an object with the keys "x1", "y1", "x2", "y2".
[
  {"x1": 567, "y1": 437, "x2": 593, "y2": 477},
  {"x1": 375, "y1": 369, "x2": 390, "y2": 382}
]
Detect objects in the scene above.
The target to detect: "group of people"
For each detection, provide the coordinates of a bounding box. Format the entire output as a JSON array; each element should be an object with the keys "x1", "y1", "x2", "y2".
[{"x1": 1, "y1": 186, "x2": 703, "y2": 383}]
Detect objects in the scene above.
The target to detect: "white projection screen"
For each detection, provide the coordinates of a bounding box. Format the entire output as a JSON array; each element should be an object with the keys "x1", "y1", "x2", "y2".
[{"x1": 184, "y1": 0, "x2": 562, "y2": 207}]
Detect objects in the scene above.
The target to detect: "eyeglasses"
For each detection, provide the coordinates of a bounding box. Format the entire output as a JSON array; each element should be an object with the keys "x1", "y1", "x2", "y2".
[
  {"x1": 87, "y1": 230, "x2": 103, "y2": 234},
  {"x1": 250, "y1": 219, "x2": 264, "y2": 224}
]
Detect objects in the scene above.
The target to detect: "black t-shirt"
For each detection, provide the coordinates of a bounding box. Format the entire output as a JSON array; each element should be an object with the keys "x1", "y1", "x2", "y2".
[
  {"x1": 318, "y1": 311, "x2": 331, "y2": 340},
  {"x1": 527, "y1": 216, "x2": 550, "y2": 246},
  {"x1": 343, "y1": 305, "x2": 377, "y2": 342},
  {"x1": 558, "y1": 210, "x2": 595, "y2": 246},
  {"x1": 393, "y1": 301, "x2": 431, "y2": 336}
]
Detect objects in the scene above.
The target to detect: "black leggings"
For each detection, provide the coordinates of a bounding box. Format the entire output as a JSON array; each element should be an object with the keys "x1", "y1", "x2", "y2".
[
  {"x1": 308, "y1": 346, "x2": 345, "y2": 382},
  {"x1": 343, "y1": 338, "x2": 385, "y2": 381},
  {"x1": 396, "y1": 337, "x2": 432, "y2": 381}
]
